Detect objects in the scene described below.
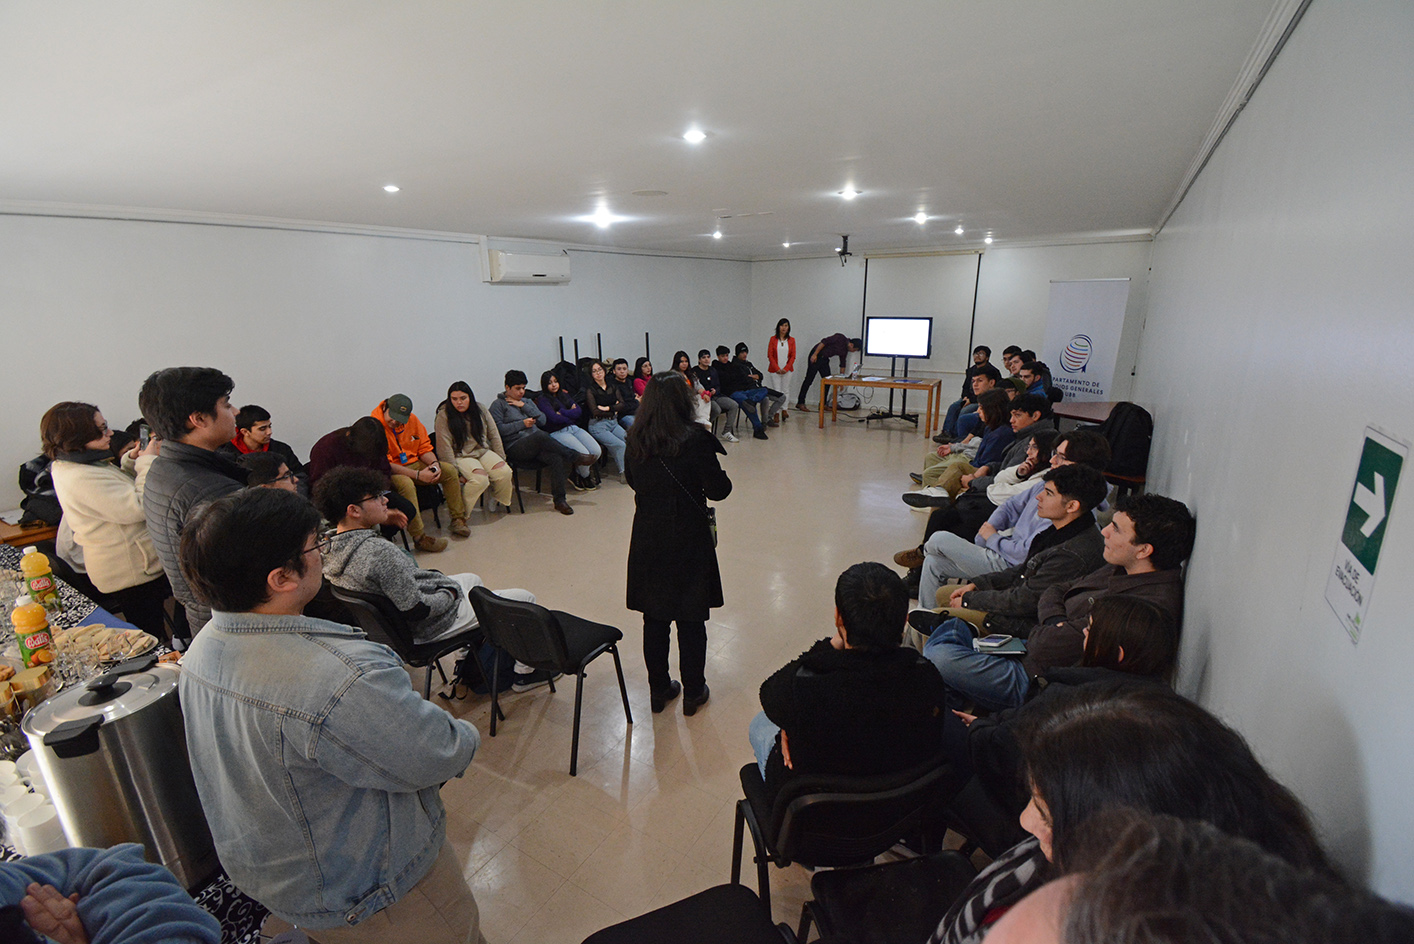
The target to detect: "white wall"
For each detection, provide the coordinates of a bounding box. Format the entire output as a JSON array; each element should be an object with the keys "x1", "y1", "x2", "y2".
[
  {"x1": 0, "y1": 215, "x2": 749, "y2": 508},
  {"x1": 749, "y1": 242, "x2": 1152, "y2": 398},
  {"x1": 1137, "y1": 0, "x2": 1414, "y2": 898}
]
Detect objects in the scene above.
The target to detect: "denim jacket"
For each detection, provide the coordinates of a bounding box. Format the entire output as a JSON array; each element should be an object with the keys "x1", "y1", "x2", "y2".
[{"x1": 179, "y1": 611, "x2": 480, "y2": 930}]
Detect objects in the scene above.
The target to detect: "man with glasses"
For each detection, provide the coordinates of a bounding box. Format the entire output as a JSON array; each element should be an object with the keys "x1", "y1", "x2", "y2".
[
  {"x1": 312, "y1": 467, "x2": 557, "y2": 691},
  {"x1": 177, "y1": 487, "x2": 485, "y2": 943}
]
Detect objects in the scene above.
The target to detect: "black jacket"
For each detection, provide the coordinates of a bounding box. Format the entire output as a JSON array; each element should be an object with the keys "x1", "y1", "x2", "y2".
[
  {"x1": 759, "y1": 639, "x2": 947, "y2": 805},
  {"x1": 690, "y1": 365, "x2": 722, "y2": 397},
  {"x1": 216, "y1": 438, "x2": 305, "y2": 474},
  {"x1": 716, "y1": 360, "x2": 754, "y2": 396},
  {"x1": 961, "y1": 515, "x2": 1105, "y2": 637},
  {"x1": 142, "y1": 441, "x2": 248, "y2": 631},
  {"x1": 625, "y1": 428, "x2": 731, "y2": 621}
]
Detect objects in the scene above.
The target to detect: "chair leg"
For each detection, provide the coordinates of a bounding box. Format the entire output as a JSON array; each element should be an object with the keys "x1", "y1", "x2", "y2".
[
  {"x1": 610, "y1": 645, "x2": 633, "y2": 725},
  {"x1": 535, "y1": 469, "x2": 543, "y2": 494},
  {"x1": 490, "y1": 659, "x2": 501, "y2": 737},
  {"x1": 732, "y1": 801, "x2": 746, "y2": 885},
  {"x1": 796, "y1": 902, "x2": 816, "y2": 944},
  {"x1": 422, "y1": 664, "x2": 433, "y2": 700},
  {"x1": 569, "y1": 670, "x2": 585, "y2": 776}
]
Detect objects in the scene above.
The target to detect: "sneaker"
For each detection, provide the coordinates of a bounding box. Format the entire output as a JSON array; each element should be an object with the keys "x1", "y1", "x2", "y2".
[
  {"x1": 512, "y1": 669, "x2": 563, "y2": 693},
  {"x1": 449, "y1": 517, "x2": 470, "y2": 538},
  {"x1": 567, "y1": 474, "x2": 587, "y2": 491},
  {"x1": 894, "y1": 546, "x2": 925, "y2": 569},
  {"x1": 907, "y1": 608, "x2": 945, "y2": 635},
  {"x1": 414, "y1": 534, "x2": 449, "y2": 552},
  {"x1": 721, "y1": 431, "x2": 739, "y2": 443},
  {"x1": 932, "y1": 431, "x2": 956, "y2": 445},
  {"x1": 753, "y1": 428, "x2": 769, "y2": 440},
  {"x1": 553, "y1": 499, "x2": 575, "y2": 515},
  {"x1": 909, "y1": 472, "x2": 923, "y2": 485},
  {"x1": 902, "y1": 487, "x2": 953, "y2": 509}
]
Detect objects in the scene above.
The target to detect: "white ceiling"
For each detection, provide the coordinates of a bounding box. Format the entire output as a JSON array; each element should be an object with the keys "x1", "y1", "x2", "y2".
[{"x1": 0, "y1": 1, "x2": 1278, "y2": 260}]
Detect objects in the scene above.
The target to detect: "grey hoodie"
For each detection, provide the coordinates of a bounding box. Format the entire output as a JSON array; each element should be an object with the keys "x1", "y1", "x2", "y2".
[{"x1": 321, "y1": 528, "x2": 463, "y2": 643}]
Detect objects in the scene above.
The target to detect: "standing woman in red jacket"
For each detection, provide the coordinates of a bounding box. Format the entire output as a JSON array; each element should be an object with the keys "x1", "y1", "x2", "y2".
[{"x1": 766, "y1": 318, "x2": 796, "y2": 419}]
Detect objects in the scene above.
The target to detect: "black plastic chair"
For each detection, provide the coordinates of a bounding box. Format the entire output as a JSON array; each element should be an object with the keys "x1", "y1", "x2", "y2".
[
  {"x1": 506, "y1": 457, "x2": 546, "y2": 513},
  {"x1": 580, "y1": 883, "x2": 794, "y2": 944},
  {"x1": 797, "y1": 850, "x2": 977, "y2": 944},
  {"x1": 468, "y1": 586, "x2": 632, "y2": 775},
  {"x1": 731, "y1": 755, "x2": 957, "y2": 913},
  {"x1": 329, "y1": 584, "x2": 490, "y2": 701}
]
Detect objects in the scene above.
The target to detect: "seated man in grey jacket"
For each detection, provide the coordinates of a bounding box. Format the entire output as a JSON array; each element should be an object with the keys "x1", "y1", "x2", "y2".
[{"x1": 314, "y1": 466, "x2": 555, "y2": 692}]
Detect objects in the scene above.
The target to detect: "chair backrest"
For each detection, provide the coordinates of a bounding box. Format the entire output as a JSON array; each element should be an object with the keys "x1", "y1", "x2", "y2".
[
  {"x1": 467, "y1": 585, "x2": 571, "y2": 672},
  {"x1": 328, "y1": 584, "x2": 419, "y2": 659},
  {"x1": 772, "y1": 755, "x2": 955, "y2": 868}
]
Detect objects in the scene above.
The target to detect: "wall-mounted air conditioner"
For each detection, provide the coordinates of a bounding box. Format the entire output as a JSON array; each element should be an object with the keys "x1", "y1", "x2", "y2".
[{"x1": 487, "y1": 250, "x2": 571, "y2": 283}]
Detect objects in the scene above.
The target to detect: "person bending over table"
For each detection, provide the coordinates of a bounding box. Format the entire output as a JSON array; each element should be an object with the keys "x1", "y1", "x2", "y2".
[{"x1": 795, "y1": 333, "x2": 860, "y2": 411}]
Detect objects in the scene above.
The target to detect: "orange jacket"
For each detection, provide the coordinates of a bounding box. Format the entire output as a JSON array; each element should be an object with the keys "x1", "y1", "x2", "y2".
[
  {"x1": 767, "y1": 335, "x2": 796, "y2": 373},
  {"x1": 371, "y1": 402, "x2": 431, "y2": 466}
]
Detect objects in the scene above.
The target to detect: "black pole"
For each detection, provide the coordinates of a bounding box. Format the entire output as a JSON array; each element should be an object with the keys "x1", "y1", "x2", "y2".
[
  {"x1": 597, "y1": 332, "x2": 603, "y2": 362},
  {"x1": 573, "y1": 339, "x2": 580, "y2": 362},
  {"x1": 965, "y1": 253, "x2": 982, "y2": 360},
  {"x1": 645, "y1": 331, "x2": 651, "y2": 362},
  {"x1": 558, "y1": 336, "x2": 565, "y2": 361}
]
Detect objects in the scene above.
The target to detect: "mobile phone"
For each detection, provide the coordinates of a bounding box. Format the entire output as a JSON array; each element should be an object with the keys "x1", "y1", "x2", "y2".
[
  {"x1": 975, "y1": 634, "x2": 1013, "y2": 648},
  {"x1": 139, "y1": 424, "x2": 151, "y2": 449}
]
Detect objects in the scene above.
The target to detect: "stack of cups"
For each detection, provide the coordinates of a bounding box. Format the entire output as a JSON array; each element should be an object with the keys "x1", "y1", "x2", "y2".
[{"x1": 1, "y1": 752, "x2": 68, "y2": 854}]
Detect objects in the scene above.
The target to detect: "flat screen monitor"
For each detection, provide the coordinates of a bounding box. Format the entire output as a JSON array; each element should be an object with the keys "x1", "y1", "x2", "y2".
[{"x1": 864, "y1": 316, "x2": 933, "y2": 359}]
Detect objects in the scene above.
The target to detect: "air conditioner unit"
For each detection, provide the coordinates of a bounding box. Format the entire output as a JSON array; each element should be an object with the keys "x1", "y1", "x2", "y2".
[{"x1": 487, "y1": 250, "x2": 571, "y2": 283}]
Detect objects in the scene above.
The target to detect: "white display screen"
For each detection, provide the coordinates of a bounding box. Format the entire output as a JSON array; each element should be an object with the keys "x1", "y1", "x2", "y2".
[{"x1": 864, "y1": 317, "x2": 933, "y2": 358}]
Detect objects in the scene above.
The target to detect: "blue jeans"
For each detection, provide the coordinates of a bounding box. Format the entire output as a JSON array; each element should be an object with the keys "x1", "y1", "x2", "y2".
[
  {"x1": 921, "y1": 617, "x2": 1030, "y2": 712},
  {"x1": 587, "y1": 418, "x2": 628, "y2": 473},
  {"x1": 749, "y1": 711, "x2": 781, "y2": 778},
  {"x1": 943, "y1": 399, "x2": 979, "y2": 436},
  {"x1": 549, "y1": 425, "x2": 601, "y2": 461},
  {"x1": 956, "y1": 408, "x2": 983, "y2": 439},
  {"x1": 619, "y1": 414, "x2": 635, "y2": 430},
  {"x1": 730, "y1": 389, "x2": 769, "y2": 430}
]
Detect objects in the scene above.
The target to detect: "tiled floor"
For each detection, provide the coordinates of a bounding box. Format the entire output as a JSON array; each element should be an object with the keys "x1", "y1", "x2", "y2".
[{"x1": 420, "y1": 406, "x2": 932, "y2": 943}]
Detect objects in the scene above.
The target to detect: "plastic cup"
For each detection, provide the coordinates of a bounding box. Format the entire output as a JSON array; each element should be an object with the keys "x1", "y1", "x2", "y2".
[
  {"x1": 3, "y1": 793, "x2": 45, "y2": 853},
  {"x1": 15, "y1": 804, "x2": 66, "y2": 854},
  {"x1": 14, "y1": 751, "x2": 39, "y2": 782},
  {"x1": 0, "y1": 760, "x2": 18, "y2": 786}
]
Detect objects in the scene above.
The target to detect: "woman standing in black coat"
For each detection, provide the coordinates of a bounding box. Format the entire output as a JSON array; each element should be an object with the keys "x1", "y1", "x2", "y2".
[{"x1": 625, "y1": 372, "x2": 732, "y2": 715}]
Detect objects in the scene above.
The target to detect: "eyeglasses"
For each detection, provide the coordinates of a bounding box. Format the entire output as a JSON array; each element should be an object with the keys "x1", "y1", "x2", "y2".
[
  {"x1": 275, "y1": 470, "x2": 298, "y2": 484},
  {"x1": 308, "y1": 535, "x2": 334, "y2": 556},
  {"x1": 358, "y1": 491, "x2": 391, "y2": 504}
]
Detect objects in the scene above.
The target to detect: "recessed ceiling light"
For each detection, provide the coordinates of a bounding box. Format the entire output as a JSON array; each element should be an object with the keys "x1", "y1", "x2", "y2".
[
  {"x1": 632, "y1": 190, "x2": 668, "y2": 197},
  {"x1": 782, "y1": 242, "x2": 791, "y2": 248},
  {"x1": 712, "y1": 230, "x2": 722, "y2": 239},
  {"x1": 984, "y1": 236, "x2": 994, "y2": 244},
  {"x1": 838, "y1": 189, "x2": 860, "y2": 200},
  {"x1": 914, "y1": 212, "x2": 927, "y2": 224},
  {"x1": 383, "y1": 184, "x2": 400, "y2": 193},
  {"x1": 576, "y1": 205, "x2": 629, "y2": 228},
  {"x1": 955, "y1": 225, "x2": 964, "y2": 235},
  {"x1": 683, "y1": 128, "x2": 707, "y2": 144}
]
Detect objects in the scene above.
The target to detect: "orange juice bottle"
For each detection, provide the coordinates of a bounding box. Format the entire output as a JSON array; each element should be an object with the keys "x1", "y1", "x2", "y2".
[
  {"x1": 11, "y1": 598, "x2": 55, "y2": 669},
  {"x1": 20, "y1": 546, "x2": 63, "y2": 615}
]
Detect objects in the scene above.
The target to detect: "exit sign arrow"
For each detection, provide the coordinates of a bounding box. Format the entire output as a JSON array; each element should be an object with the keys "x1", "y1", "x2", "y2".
[{"x1": 1353, "y1": 473, "x2": 1387, "y2": 537}]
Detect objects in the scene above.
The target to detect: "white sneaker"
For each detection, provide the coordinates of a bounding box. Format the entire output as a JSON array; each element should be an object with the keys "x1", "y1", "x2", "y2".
[{"x1": 721, "y1": 431, "x2": 739, "y2": 443}]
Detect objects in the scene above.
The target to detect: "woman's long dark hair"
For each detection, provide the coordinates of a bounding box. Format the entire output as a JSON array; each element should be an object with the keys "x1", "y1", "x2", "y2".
[
  {"x1": 626, "y1": 372, "x2": 695, "y2": 464},
  {"x1": 1023, "y1": 429, "x2": 1059, "y2": 479},
  {"x1": 1017, "y1": 685, "x2": 1335, "y2": 876},
  {"x1": 634, "y1": 357, "x2": 652, "y2": 379},
  {"x1": 672, "y1": 350, "x2": 692, "y2": 375},
  {"x1": 977, "y1": 388, "x2": 1011, "y2": 431},
  {"x1": 540, "y1": 370, "x2": 573, "y2": 407},
  {"x1": 346, "y1": 416, "x2": 386, "y2": 460},
  {"x1": 438, "y1": 381, "x2": 484, "y2": 454},
  {"x1": 775, "y1": 318, "x2": 791, "y2": 339},
  {"x1": 1082, "y1": 596, "x2": 1179, "y2": 682}
]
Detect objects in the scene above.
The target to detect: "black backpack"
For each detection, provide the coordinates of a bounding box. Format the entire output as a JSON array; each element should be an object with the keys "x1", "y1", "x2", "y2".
[
  {"x1": 1095, "y1": 402, "x2": 1154, "y2": 479},
  {"x1": 17, "y1": 455, "x2": 62, "y2": 526}
]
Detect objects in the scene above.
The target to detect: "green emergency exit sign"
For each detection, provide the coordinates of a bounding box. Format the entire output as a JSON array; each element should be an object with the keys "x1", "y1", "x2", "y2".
[{"x1": 1326, "y1": 428, "x2": 1406, "y2": 642}]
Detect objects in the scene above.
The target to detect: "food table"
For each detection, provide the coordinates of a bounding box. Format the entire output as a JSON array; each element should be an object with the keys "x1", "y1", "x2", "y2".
[
  {"x1": 817, "y1": 375, "x2": 944, "y2": 433},
  {"x1": 0, "y1": 543, "x2": 267, "y2": 943}
]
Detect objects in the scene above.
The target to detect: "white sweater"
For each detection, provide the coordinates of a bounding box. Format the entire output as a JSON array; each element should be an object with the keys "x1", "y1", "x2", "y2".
[{"x1": 50, "y1": 454, "x2": 163, "y2": 593}]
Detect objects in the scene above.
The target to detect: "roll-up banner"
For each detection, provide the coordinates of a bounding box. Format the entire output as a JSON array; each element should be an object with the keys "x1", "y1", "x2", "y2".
[{"x1": 1041, "y1": 279, "x2": 1130, "y2": 402}]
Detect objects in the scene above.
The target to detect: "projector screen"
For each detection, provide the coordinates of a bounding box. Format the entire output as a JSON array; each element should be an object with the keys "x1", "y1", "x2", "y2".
[{"x1": 865, "y1": 316, "x2": 933, "y2": 358}]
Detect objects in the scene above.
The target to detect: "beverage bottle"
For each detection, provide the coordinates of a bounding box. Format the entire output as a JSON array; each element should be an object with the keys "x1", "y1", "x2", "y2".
[
  {"x1": 11, "y1": 598, "x2": 55, "y2": 669},
  {"x1": 20, "y1": 546, "x2": 63, "y2": 615}
]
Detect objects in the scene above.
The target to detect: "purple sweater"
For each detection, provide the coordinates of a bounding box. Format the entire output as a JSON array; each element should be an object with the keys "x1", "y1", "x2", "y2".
[{"x1": 535, "y1": 393, "x2": 582, "y2": 432}]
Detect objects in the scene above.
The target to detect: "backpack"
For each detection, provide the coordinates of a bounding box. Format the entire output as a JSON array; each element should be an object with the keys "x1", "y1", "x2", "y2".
[
  {"x1": 18, "y1": 455, "x2": 62, "y2": 526},
  {"x1": 1095, "y1": 402, "x2": 1154, "y2": 479},
  {"x1": 453, "y1": 641, "x2": 517, "y2": 694}
]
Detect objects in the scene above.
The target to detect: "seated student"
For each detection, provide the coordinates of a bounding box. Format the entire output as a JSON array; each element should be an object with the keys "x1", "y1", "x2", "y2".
[
  {"x1": 434, "y1": 381, "x2": 513, "y2": 532},
  {"x1": 919, "y1": 464, "x2": 1108, "y2": 624},
  {"x1": 941, "y1": 346, "x2": 995, "y2": 438},
  {"x1": 176, "y1": 487, "x2": 485, "y2": 943},
  {"x1": 997, "y1": 811, "x2": 1412, "y2": 944},
  {"x1": 632, "y1": 357, "x2": 653, "y2": 398},
  {"x1": 713, "y1": 345, "x2": 770, "y2": 440},
  {"x1": 921, "y1": 493, "x2": 1195, "y2": 712},
  {"x1": 927, "y1": 684, "x2": 1335, "y2": 944},
  {"x1": 747, "y1": 562, "x2": 947, "y2": 806},
  {"x1": 673, "y1": 350, "x2": 713, "y2": 428},
  {"x1": 731, "y1": 342, "x2": 787, "y2": 425},
  {"x1": 314, "y1": 467, "x2": 554, "y2": 691},
  {"x1": 583, "y1": 360, "x2": 630, "y2": 474},
  {"x1": 216, "y1": 404, "x2": 305, "y2": 475},
  {"x1": 908, "y1": 394, "x2": 1047, "y2": 508},
  {"x1": 42, "y1": 400, "x2": 171, "y2": 637},
  {"x1": 691, "y1": 349, "x2": 741, "y2": 442},
  {"x1": 914, "y1": 390, "x2": 1015, "y2": 500},
  {"x1": 940, "y1": 363, "x2": 1003, "y2": 443},
  {"x1": 372, "y1": 394, "x2": 460, "y2": 553},
  {"x1": 306, "y1": 415, "x2": 415, "y2": 540},
  {"x1": 238, "y1": 450, "x2": 299, "y2": 491},
  {"x1": 0, "y1": 842, "x2": 221, "y2": 944},
  {"x1": 609, "y1": 358, "x2": 640, "y2": 429},
  {"x1": 536, "y1": 368, "x2": 602, "y2": 489},
  {"x1": 490, "y1": 370, "x2": 578, "y2": 516}
]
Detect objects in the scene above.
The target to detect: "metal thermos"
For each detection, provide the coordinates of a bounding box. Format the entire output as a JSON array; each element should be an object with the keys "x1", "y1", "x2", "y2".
[{"x1": 22, "y1": 655, "x2": 217, "y2": 888}]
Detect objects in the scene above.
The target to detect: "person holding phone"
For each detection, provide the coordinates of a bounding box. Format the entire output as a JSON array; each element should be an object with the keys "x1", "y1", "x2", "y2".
[{"x1": 372, "y1": 394, "x2": 459, "y2": 552}]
